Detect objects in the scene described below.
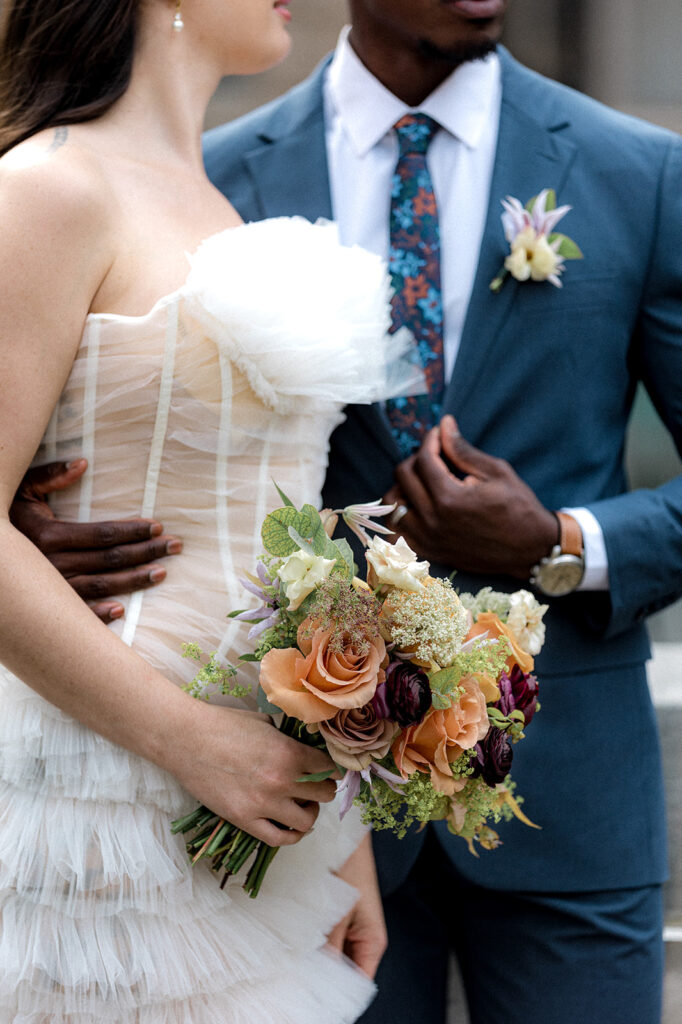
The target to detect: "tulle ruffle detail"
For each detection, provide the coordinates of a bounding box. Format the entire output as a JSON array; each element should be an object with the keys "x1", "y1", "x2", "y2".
[
  {"x1": 183, "y1": 217, "x2": 425, "y2": 412},
  {"x1": 0, "y1": 671, "x2": 374, "y2": 1022},
  {"x1": 0, "y1": 678, "x2": 186, "y2": 813},
  {"x1": 1, "y1": 947, "x2": 374, "y2": 1024}
]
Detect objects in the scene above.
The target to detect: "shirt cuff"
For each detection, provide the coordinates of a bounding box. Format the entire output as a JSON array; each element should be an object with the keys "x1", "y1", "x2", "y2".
[{"x1": 561, "y1": 507, "x2": 609, "y2": 591}]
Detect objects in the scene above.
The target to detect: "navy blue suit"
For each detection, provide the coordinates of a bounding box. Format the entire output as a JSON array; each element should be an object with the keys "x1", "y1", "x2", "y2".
[{"x1": 205, "y1": 49, "x2": 682, "y2": 1023}]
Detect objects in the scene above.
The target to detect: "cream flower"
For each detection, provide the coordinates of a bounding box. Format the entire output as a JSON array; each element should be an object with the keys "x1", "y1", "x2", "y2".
[
  {"x1": 505, "y1": 589, "x2": 549, "y2": 656},
  {"x1": 366, "y1": 536, "x2": 429, "y2": 593},
  {"x1": 277, "y1": 550, "x2": 336, "y2": 611},
  {"x1": 505, "y1": 226, "x2": 564, "y2": 285}
]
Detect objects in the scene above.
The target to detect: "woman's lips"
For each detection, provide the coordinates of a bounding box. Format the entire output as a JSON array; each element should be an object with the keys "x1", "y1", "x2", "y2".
[
  {"x1": 274, "y1": 0, "x2": 292, "y2": 22},
  {"x1": 447, "y1": 0, "x2": 506, "y2": 20}
]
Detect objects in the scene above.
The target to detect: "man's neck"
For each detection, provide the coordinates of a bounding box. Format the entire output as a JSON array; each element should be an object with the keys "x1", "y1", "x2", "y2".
[{"x1": 347, "y1": 28, "x2": 462, "y2": 106}]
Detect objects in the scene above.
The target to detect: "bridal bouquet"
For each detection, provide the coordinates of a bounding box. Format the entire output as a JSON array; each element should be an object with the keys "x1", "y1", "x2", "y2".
[{"x1": 172, "y1": 491, "x2": 546, "y2": 897}]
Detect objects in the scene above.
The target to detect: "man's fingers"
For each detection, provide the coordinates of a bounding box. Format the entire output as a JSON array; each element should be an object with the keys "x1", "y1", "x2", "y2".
[
  {"x1": 392, "y1": 452, "x2": 431, "y2": 516},
  {"x1": 20, "y1": 459, "x2": 89, "y2": 498},
  {"x1": 44, "y1": 517, "x2": 167, "y2": 552},
  {"x1": 50, "y1": 535, "x2": 182, "y2": 575},
  {"x1": 90, "y1": 600, "x2": 125, "y2": 624},
  {"x1": 440, "y1": 415, "x2": 503, "y2": 479},
  {"x1": 67, "y1": 565, "x2": 168, "y2": 601}
]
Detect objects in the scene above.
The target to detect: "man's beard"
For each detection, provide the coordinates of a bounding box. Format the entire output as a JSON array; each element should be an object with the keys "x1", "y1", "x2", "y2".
[{"x1": 417, "y1": 37, "x2": 498, "y2": 66}]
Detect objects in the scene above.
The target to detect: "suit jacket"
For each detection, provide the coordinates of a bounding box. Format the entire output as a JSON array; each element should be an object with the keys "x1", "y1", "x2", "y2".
[{"x1": 204, "y1": 48, "x2": 682, "y2": 894}]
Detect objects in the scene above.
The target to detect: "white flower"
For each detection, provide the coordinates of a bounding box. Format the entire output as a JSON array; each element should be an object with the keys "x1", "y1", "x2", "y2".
[
  {"x1": 497, "y1": 189, "x2": 574, "y2": 289},
  {"x1": 506, "y1": 589, "x2": 549, "y2": 656},
  {"x1": 277, "y1": 550, "x2": 336, "y2": 611},
  {"x1": 366, "y1": 536, "x2": 429, "y2": 593},
  {"x1": 505, "y1": 226, "x2": 564, "y2": 285}
]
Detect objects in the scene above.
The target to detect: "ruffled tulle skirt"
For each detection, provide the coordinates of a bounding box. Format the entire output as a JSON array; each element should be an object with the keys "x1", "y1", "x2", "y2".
[{"x1": 0, "y1": 670, "x2": 375, "y2": 1023}]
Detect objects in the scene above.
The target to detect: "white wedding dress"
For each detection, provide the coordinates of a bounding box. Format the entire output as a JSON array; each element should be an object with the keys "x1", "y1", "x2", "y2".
[{"x1": 0, "y1": 219, "x2": 421, "y2": 1024}]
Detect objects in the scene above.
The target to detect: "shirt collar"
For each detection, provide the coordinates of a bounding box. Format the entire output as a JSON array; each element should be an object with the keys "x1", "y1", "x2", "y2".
[{"x1": 326, "y1": 25, "x2": 501, "y2": 157}]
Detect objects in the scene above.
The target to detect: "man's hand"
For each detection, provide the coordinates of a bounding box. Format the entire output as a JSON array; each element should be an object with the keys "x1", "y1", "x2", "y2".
[
  {"x1": 385, "y1": 415, "x2": 558, "y2": 579},
  {"x1": 10, "y1": 459, "x2": 182, "y2": 622}
]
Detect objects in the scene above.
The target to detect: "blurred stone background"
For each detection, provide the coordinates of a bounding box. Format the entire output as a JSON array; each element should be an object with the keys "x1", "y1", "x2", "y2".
[{"x1": 205, "y1": 2, "x2": 682, "y2": 1019}]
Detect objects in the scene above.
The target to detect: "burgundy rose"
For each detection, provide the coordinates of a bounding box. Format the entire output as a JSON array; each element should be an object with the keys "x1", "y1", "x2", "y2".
[
  {"x1": 508, "y1": 665, "x2": 539, "y2": 725},
  {"x1": 495, "y1": 666, "x2": 539, "y2": 726},
  {"x1": 373, "y1": 661, "x2": 431, "y2": 728},
  {"x1": 471, "y1": 727, "x2": 514, "y2": 788}
]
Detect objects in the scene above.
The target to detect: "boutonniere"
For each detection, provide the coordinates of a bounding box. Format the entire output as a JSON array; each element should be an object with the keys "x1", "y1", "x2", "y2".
[{"x1": 490, "y1": 189, "x2": 583, "y2": 293}]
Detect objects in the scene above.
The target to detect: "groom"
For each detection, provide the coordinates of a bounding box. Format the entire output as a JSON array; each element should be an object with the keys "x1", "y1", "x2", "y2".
[{"x1": 12, "y1": 1, "x2": 682, "y2": 1022}]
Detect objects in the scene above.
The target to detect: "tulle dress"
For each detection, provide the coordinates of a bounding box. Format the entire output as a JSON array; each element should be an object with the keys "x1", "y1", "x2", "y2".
[{"x1": 0, "y1": 219, "x2": 422, "y2": 1024}]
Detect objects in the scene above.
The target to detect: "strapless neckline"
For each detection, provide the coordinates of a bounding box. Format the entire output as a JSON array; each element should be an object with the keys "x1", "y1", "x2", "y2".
[{"x1": 85, "y1": 220, "x2": 252, "y2": 323}]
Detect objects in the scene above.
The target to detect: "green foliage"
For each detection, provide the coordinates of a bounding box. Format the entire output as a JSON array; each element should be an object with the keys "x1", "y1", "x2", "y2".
[
  {"x1": 261, "y1": 506, "x2": 312, "y2": 557},
  {"x1": 181, "y1": 643, "x2": 251, "y2": 700},
  {"x1": 548, "y1": 232, "x2": 583, "y2": 259},
  {"x1": 357, "y1": 767, "x2": 452, "y2": 838}
]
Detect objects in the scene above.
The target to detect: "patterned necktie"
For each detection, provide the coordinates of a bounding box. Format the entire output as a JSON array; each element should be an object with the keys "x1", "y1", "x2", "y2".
[{"x1": 385, "y1": 113, "x2": 445, "y2": 459}]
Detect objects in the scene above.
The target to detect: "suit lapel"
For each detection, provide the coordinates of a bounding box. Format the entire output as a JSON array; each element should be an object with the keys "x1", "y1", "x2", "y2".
[
  {"x1": 240, "y1": 61, "x2": 334, "y2": 222},
  {"x1": 444, "y1": 51, "x2": 578, "y2": 420}
]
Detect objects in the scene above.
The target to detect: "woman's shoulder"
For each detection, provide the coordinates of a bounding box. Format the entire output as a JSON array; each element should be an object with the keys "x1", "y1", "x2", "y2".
[{"x1": 0, "y1": 125, "x2": 116, "y2": 245}]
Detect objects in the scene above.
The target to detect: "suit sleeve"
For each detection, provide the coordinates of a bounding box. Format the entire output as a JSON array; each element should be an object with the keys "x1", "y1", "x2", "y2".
[{"x1": 586, "y1": 134, "x2": 682, "y2": 638}]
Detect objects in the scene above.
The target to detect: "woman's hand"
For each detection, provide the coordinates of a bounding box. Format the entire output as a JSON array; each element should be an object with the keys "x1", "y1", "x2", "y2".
[
  {"x1": 165, "y1": 701, "x2": 339, "y2": 848},
  {"x1": 327, "y1": 832, "x2": 387, "y2": 979}
]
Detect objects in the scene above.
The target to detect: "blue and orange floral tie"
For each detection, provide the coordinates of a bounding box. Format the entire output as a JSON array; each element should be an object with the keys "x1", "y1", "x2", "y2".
[{"x1": 385, "y1": 114, "x2": 445, "y2": 459}]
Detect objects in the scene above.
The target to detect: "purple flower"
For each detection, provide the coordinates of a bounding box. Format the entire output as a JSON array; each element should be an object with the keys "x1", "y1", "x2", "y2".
[
  {"x1": 235, "y1": 562, "x2": 282, "y2": 639},
  {"x1": 373, "y1": 661, "x2": 431, "y2": 728},
  {"x1": 508, "y1": 665, "x2": 539, "y2": 725},
  {"x1": 495, "y1": 666, "x2": 539, "y2": 726},
  {"x1": 471, "y1": 727, "x2": 514, "y2": 788}
]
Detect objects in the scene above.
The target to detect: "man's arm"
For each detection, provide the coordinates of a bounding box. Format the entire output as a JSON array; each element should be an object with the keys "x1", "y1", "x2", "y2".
[
  {"x1": 584, "y1": 134, "x2": 682, "y2": 636},
  {"x1": 10, "y1": 459, "x2": 182, "y2": 622}
]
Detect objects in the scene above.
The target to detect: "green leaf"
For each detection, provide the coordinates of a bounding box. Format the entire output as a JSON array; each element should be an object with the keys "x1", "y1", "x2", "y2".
[
  {"x1": 288, "y1": 527, "x2": 316, "y2": 556},
  {"x1": 238, "y1": 652, "x2": 262, "y2": 663},
  {"x1": 431, "y1": 691, "x2": 452, "y2": 710},
  {"x1": 272, "y1": 481, "x2": 295, "y2": 507},
  {"x1": 301, "y1": 501, "x2": 329, "y2": 557},
  {"x1": 429, "y1": 665, "x2": 461, "y2": 695},
  {"x1": 261, "y1": 507, "x2": 311, "y2": 557},
  {"x1": 296, "y1": 769, "x2": 337, "y2": 783},
  {"x1": 332, "y1": 537, "x2": 356, "y2": 578},
  {"x1": 227, "y1": 608, "x2": 248, "y2": 619},
  {"x1": 548, "y1": 233, "x2": 583, "y2": 260},
  {"x1": 257, "y1": 686, "x2": 282, "y2": 715}
]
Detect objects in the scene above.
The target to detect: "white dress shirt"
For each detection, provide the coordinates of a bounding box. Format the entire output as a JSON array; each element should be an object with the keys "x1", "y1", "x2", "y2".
[{"x1": 322, "y1": 28, "x2": 608, "y2": 590}]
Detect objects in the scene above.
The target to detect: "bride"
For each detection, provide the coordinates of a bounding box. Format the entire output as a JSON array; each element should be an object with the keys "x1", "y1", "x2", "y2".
[{"x1": 0, "y1": 0, "x2": 423, "y2": 1020}]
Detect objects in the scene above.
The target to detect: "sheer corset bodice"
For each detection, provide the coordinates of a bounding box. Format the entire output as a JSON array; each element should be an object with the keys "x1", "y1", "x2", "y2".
[{"x1": 35, "y1": 218, "x2": 421, "y2": 696}]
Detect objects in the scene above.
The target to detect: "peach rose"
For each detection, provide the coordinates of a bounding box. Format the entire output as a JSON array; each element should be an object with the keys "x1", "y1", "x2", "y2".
[
  {"x1": 259, "y1": 623, "x2": 386, "y2": 724},
  {"x1": 318, "y1": 705, "x2": 398, "y2": 770},
  {"x1": 392, "y1": 676, "x2": 490, "y2": 795},
  {"x1": 466, "y1": 612, "x2": 534, "y2": 675}
]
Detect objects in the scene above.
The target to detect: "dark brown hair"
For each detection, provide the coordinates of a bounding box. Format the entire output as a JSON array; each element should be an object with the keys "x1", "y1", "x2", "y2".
[{"x1": 0, "y1": 0, "x2": 140, "y2": 156}]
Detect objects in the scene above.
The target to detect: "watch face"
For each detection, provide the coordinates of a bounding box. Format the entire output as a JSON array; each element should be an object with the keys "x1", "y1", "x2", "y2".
[{"x1": 535, "y1": 555, "x2": 584, "y2": 597}]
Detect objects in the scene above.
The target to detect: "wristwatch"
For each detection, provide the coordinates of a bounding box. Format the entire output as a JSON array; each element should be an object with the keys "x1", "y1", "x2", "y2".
[{"x1": 530, "y1": 512, "x2": 585, "y2": 597}]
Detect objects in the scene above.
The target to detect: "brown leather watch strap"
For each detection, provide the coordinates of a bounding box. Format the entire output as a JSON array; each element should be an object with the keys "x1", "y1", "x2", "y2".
[{"x1": 556, "y1": 512, "x2": 584, "y2": 557}]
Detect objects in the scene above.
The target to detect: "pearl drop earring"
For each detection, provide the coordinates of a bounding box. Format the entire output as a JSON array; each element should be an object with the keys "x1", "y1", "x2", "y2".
[{"x1": 173, "y1": 1, "x2": 184, "y2": 31}]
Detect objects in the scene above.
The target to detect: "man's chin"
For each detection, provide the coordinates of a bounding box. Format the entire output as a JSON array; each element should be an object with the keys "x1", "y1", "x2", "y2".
[{"x1": 418, "y1": 38, "x2": 498, "y2": 67}]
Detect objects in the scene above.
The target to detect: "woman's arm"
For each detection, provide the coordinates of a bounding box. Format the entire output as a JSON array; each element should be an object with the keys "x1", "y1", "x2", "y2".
[{"x1": 0, "y1": 146, "x2": 336, "y2": 845}]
